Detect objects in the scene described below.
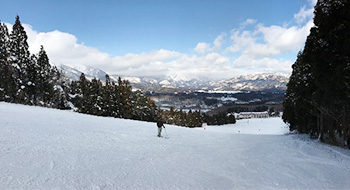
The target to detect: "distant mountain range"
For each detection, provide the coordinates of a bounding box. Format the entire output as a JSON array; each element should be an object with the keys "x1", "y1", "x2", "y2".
[
  {"x1": 209, "y1": 73, "x2": 289, "y2": 92},
  {"x1": 57, "y1": 64, "x2": 290, "y2": 92}
]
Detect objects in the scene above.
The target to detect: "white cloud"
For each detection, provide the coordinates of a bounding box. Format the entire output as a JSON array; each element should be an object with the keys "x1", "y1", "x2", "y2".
[
  {"x1": 308, "y1": 0, "x2": 317, "y2": 6},
  {"x1": 224, "y1": 4, "x2": 315, "y2": 71},
  {"x1": 113, "y1": 51, "x2": 237, "y2": 80},
  {"x1": 256, "y1": 20, "x2": 314, "y2": 53},
  {"x1": 110, "y1": 49, "x2": 181, "y2": 76},
  {"x1": 213, "y1": 33, "x2": 226, "y2": 51},
  {"x1": 164, "y1": 53, "x2": 242, "y2": 79},
  {"x1": 194, "y1": 33, "x2": 226, "y2": 54},
  {"x1": 233, "y1": 54, "x2": 293, "y2": 73},
  {"x1": 240, "y1": 18, "x2": 257, "y2": 28},
  {"x1": 226, "y1": 30, "x2": 256, "y2": 53},
  {"x1": 227, "y1": 18, "x2": 313, "y2": 58},
  {"x1": 23, "y1": 24, "x2": 112, "y2": 70},
  {"x1": 194, "y1": 42, "x2": 210, "y2": 55},
  {"x1": 294, "y1": 6, "x2": 314, "y2": 25}
]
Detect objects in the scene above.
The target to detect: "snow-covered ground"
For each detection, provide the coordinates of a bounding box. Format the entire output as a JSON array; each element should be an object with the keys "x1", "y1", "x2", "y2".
[{"x1": 1, "y1": 102, "x2": 350, "y2": 189}]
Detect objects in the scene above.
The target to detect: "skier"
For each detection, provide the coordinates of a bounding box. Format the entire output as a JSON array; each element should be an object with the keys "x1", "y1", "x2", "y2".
[{"x1": 157, "y1": 120, "x2": 165, "y2": 137}]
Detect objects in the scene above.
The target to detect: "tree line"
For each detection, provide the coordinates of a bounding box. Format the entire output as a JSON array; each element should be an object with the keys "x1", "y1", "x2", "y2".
[
  {"x1": 283, "y1": 0, "x2": 350, "y2": 148},
  {"x1": 0, "y1": 16, "x2": 236, "y2": 127},
  {"x1": 69, "y1": 73, "x2": 157, "y2": 121},
  {"x1": 159, "y1": 107, "x2": 236, "y2": 128}
]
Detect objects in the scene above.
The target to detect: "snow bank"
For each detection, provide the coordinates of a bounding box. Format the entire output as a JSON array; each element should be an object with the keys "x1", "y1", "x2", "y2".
[{"x1": 1, "y1": 102, "x2": 350, "y2": 189}]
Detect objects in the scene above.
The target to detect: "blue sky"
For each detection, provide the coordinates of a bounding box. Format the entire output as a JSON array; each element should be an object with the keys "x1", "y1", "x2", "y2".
[{"x1": 0, "y1": 0, "x2": 317, "y2": 80}]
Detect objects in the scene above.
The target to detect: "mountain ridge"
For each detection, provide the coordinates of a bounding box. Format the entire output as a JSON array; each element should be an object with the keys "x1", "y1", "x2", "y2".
[{"x1": 57, "y1": 64, "x2": 289, "y2": 92}]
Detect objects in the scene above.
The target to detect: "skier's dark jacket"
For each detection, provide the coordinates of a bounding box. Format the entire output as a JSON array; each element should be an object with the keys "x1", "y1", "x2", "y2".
[{"x1": 157, "y1": 120, "x2": 164, "y2": 128}]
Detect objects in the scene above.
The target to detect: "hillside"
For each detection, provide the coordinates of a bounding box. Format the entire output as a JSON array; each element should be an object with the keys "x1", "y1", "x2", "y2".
[{"x1": 1, "y1": 103, "x2": 350, "y2": 189}]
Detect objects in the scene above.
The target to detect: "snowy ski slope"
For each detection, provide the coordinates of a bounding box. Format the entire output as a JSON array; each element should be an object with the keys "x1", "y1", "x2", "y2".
[{"x1": 1, "y1": 102, "x2": 350, "y2": 189}]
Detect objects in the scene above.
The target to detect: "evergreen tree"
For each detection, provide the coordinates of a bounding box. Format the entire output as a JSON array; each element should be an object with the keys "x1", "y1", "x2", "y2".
[
  {"x1": 26, "y1": 54, "x2": 38, "y2": 104},
  {"x1": 100, "y1": 74, "x2": 114, "y2": 116},
  {"x1": 0, "y1": 22, "x2": 14, "y2": 101},
  {"x1": 77, "y1": 73, "x2": 89, "y2": 113},
  {"x1": 36, "y1": 45, "x2": 52, "y2": 104},
  {"x1": 192, "y1": 110, "x2": 202, "y2": 127},
  {"x1": 111, "y1": 80, "x2": 122, "y2": 118},
  {"x1": 68, "y1": 80, "x2": 82, "y2": 110},
  {"x1": 51, "y1": 73, "x2": 70, "y2": 110},
  {"x1": 283, "y1": 51, "x2": 317, "y2": 135},
  {"x1": 9, "y1": 15, "x2": 31, "y2": 103},
  {"x1": 187, "y1": 110, "x2": 193, "y2": 127},
  {"x1": 117, "y1": 77, "x2": 133, "y2": 119},
  {"x1": 131, "y1": 90, "x2": 157, "y2": 122},
  {"x1": 94, "y1": 79, "x2": 104, "y2": 115},
  {"x1": 50, "y1": 65, "x2": 69, "y2": 109}
]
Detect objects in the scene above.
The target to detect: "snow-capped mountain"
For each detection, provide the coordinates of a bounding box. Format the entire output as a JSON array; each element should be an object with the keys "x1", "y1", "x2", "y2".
[
  {"x1": 209, "y1": 73, "x2": 290, "y2": 91},
  {"x1": 115, "y1": 73, "x2": 289, "y2": 92},
  {"x1": 110, "y1": 75, "x2": 211, "y2": 92},
  {"x1": 57, "y1": 64, "x2": 109, "y2": 81},
  {"x1": 58, "y1": 64, "x2": 289, "y2": 92}
]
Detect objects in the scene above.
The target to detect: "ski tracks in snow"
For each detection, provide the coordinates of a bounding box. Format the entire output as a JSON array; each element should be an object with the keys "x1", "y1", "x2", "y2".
[{"x1": 291, "y1": 135, "x2": 350, "y2": 170}]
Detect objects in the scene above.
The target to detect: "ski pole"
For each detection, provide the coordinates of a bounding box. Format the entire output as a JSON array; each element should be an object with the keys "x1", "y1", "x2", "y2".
[{"x1": 163, "y1": 126, "x2": 168, "y2": 138}]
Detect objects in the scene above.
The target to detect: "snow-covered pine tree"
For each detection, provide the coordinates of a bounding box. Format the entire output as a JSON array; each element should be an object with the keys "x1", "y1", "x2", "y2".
[
  {"x1": 0, "y1": 22, "x2": 14, "y2": 101},
  {"x1": 35, "y1": 45, "x2": 52, "y2": 105},
  {"x1": 131, "y1": 90, "x2": 157, "y2": 122},
  {"x1": 109, "y1": 80, "x2": 121, "y2": 118},
  {"x1": 49, "y1": 64, "x2": 70, "y2": 109},
  {"x1": 117, "y1": 77, "x2": 133, "y2": 119},
  {"x1": 9, "y1": 15, "x2": 31, "y2": 103},
  {"x1": 25, "y1": 54, "x2": 39, "y2": 104},
  {"x1": 68, "y1": 80, "x2": 82, "y2": 110},
  {"x1": 89, "y1": 78, "x2": 103, "y2": 116},
  {"x1": 52, "y1": 71, "x2": 71, "y2": 109},
  {"x1": 100, "y1": 74, "x2": 114, "y2": 116},
  {"x1": 282, "y1": 50, "x2": 317, "y2": 135},
  {"x1": 77, "y1": 73, "x2": 90, "y2": 113}
]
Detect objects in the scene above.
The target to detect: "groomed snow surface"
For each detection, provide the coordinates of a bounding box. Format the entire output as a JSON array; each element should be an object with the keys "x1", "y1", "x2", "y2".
[{"x1": 1, "y1": 102, "x2": 350, "y2": 189}]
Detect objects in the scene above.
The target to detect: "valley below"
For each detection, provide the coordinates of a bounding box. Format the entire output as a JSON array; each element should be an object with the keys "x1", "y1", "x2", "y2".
[{"x1": 148, "y1": 90, "x2": 285, "y2": 114}]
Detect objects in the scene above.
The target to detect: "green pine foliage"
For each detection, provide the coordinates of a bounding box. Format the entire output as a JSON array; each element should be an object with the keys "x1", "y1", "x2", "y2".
[
  {"x1": 0, "y1": 22, "x2": 13, "y2": 101},
  {"x1": 9, "y1": 15, "x2": 32, "y2": 103},
  {"x1": 283, "y1": 0, "x2": 350, "y2": 147}
]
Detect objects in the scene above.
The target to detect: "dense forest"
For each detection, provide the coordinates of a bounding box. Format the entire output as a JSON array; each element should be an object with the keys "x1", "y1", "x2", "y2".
[
  {"x1": 0, "y1": 16, "x2": 236, "y2": 127},
  {"x1": 283, "y1": 0, "x2": 350, "y2": 148}
]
